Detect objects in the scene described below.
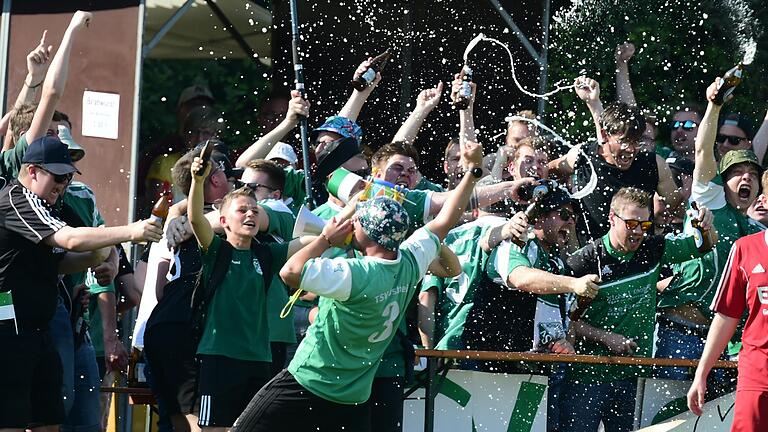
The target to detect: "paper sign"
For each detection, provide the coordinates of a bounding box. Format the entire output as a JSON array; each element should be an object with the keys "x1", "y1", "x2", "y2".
[{"x1": 82, "y1": 91, "x2": 120, "y2": 140}]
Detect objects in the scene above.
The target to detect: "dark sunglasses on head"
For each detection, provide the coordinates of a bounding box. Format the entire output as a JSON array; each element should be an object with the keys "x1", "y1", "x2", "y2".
[
  {"x1": 36, "y1": 166, "x2": 73, "y2": 184},
  {"x1": 717, "y1": 134, "x2": 748, "y2": 145},
  {"x1": 351, "y1": 167, "x2": 371, "y2": 178},
  {"x1": 615, "y1": 214, "x2": 653, "y2": 232},
  {"x1": 672, "y1": 120, "x2": 697, "y2": 131}
]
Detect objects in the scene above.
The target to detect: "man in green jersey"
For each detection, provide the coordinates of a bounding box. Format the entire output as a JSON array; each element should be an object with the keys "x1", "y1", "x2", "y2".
[
  {"x1": 232, "y1": 141, "x2": 512, "y2": 432},
  {"x1": 562, "y1": 187, "x2": 715, "y2": 432},
  {"x1": 656, "y1": 81, "x2": 764, "y2": 381}
]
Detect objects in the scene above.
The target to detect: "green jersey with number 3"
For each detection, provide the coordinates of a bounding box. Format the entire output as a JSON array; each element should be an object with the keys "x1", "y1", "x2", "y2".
[{"x1": 288, "y1": 227, "x2": 439, "y2": 404}]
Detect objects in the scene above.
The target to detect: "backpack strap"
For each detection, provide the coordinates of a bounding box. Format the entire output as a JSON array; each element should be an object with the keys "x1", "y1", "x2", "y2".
[{"x1": 191, "y1": 240, "x2": 234, "y2": 313}]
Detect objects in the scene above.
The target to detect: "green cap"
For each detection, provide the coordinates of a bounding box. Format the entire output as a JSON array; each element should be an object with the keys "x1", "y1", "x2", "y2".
[{"x1": 719, "y1": 149, "x2": 762, "y2": 178}]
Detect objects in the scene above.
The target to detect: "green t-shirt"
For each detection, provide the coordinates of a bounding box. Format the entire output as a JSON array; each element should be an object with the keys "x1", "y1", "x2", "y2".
[
  {"x1": 423, "y1": 216, "x2": 506, "y2": 350},
  {"x1": 197, "y1": 235, "x2": 288, "y2": 362},
  {"x1": 567, "y1": 233, "x2": 702, "y2": 383},
  {"x1": 59, "y1": 181, "x2": 113, "y2": 356},
  {"x1": 288, "y1": 227, "x2": 440, "y2": 404},
  {"x1": 283, "y1": 167, "x2": 308, "y2": 216},
  {"x1": 259, "y1": 199, "x2": 298, "y2": 344},
  {"x1": 486, "y1": 237, "x2": 566, "y2": 350},
  {"x1": 311, "y1": 201, "x2": 344, "y2": 222},
  {"x1": 402, "y1": 189, "x2": 432, "y2": 232},
  {"x1": 0, "y1": 132, "x2": 29, "y2": 184},
  {"x1": 659, "y1": 176, "x2": 763, "y2": 319},
  {"x1": 414, "y1": 176, "x2": 445, "y2": 192}
]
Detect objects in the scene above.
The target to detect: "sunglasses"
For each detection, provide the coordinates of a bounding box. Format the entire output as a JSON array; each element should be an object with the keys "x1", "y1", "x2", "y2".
[
  {"x1": 241, "y1": 181, "x2": 277, "y2": 192},
  {"x1": 672, "y1": 120, "x2": 697, "y2": 131},
  {"x1": 558, "y1": 208, "x2": 576, "y2": 222},
  {"x1": 36, "y1": 166, "x2": 73, "y2": 184},
  {"x1": 717, "y1": 134, "x2": 748, "y2": 145},
  {"x1": 614, "y1": 214, "x2": 653, "y2": 232}
]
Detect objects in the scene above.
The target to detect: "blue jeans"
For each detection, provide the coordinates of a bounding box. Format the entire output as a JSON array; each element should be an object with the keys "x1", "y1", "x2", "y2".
[
  {"x1": 49, "y1": 298, "x2": 75, "y2": 415},
  {"x1": 62, "y1": 340, "x2": 101, "y2": 432},
  {"x1": 559, "y1": 379, "x2": 637, "y2": 432},
  {"x1": 547, "y1": 364, "x2": 567, "y2": 432},
  {"x1": 654, "y1": 318, "x2": 706, "y2": 380}
]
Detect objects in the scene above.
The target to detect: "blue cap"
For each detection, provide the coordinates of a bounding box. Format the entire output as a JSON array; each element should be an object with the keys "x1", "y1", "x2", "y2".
[
  {"x1": 22, "y1": 136, "x2": 80, "y2": 175},
  {"x1": 311, "y1": 115, "x2": 363, "y2": 145}
]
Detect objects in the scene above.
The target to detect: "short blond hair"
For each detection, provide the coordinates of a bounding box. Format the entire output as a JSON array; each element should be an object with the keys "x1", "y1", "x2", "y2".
[
  {"x1": 610, "y1": 187, "x2": 651, "y2": 213},
  {"x1": 219, "y1": 186, "x2": 256, "y2": 214}
]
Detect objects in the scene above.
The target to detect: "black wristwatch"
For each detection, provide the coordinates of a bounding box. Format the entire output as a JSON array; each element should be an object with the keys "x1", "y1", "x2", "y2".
[{"x1": 470, "y1": 167, "x2": 483, "y2": 179}]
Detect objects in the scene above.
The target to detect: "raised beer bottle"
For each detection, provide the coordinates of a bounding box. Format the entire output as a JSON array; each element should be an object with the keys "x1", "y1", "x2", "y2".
[
  {"x1": 352, "y1": 50, "x2": 392, "y2": 91},
  {"x1": 453, "y1": 65, "x2": 474, "y2": 110},
  {"x1": 712, "y1": 63, "x2": 744, "y2": 105}
]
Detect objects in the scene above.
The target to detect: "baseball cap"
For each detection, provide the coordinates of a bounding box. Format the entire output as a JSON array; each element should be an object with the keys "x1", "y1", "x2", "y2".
[
  {"x1": 719, "y1": 149, "x2": 762, "y2": 178},
  {"x1": 178, "y1": 85, "x2": 214, "y2": 108},
  {"x1": 529, "y1": 186, "x2": 574, "y2": 221},
  {"x1": 665, "y1": 155, "x2": 694, "y2": 176},
  {"x1": 265, "y1": 142, "x2": 298, "y2": 165},
  {"x1": 22, "y1": 136, "x2": 81, "y2": 175},
  {"x1": 719, "y1": 113, "x2": 755, "y2": 139},
  {"x1": 311, "y1": 115, "x2": 363, "y2": 145},
  {"x1": 356, "y1": 196, "x2": 410, "y2": 251},
  {"x1": 57, "y1": 125, "x2": 85, "y2": 162}
]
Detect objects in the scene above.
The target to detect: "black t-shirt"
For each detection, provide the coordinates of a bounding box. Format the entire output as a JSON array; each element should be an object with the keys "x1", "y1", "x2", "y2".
[
  {"x1": 0, "y1": 181, "x2": 67, "y2": 330},
  {"x1": 145, "y1": 233, "x2": 203, "y2": 329},
  {"x1": 573, "y1": 142, "x2": 658, "y2": 245}
]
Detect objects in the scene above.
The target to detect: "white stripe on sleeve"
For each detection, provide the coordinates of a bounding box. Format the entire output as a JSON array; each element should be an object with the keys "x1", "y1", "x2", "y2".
[{"x1": 299, "y1": 257, "x2": 353, "y2": 301}]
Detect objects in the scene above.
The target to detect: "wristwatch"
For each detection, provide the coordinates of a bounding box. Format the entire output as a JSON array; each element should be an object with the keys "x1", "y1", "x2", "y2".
[{"x1": 470, "y1": 167, "x2": 483, "y2": 179}]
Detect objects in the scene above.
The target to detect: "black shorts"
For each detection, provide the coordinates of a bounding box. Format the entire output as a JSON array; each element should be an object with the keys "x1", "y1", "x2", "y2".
[
  {"x1": 144, "y1": 323, "x2": 199, "y2": 415},
  {"x1": 369, "y1": 377, "x2": 405, "y2": 432},
  {"x1": 196, "y1": 354, "x2": 270, "y2": 428},
  {"x1": 232, "y1": 369, "x2": 372, "y2": 432},
  {"x1": 0, "y1": 325, "x2": 64, "y2": 428}
]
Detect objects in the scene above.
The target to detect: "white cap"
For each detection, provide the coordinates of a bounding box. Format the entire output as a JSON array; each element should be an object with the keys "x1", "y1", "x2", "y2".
[
  {"x1": 265, "y1": 142, "x2": 298, "y2": 165},
  {"x1": 57, "y1": 125, "x2": 85, "y2": 161}
]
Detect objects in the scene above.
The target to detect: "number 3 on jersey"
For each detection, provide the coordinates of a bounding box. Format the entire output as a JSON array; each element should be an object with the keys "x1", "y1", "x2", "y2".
[{"x1": 368, "y1": 301, "x2": 400, "y2": 343}]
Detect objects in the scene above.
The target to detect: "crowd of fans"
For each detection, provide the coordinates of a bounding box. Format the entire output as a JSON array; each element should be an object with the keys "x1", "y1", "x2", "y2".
[{"x1": 1, "y1": 10, "x2": 767, "y2": 432}]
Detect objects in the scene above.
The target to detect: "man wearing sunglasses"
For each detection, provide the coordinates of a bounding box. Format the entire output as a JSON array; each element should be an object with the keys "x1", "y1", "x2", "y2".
[
  {"x1": 656, "y1": 80, "x2": 765, "y2": 386},
  {"x1": 715, "y1": 113, "x2": 754, "y2": 159},
  {"x1": 550, "y1": 79, "x2": 681, "y2": 248},
  {"x1": 670, "y1": 107, "x2": 702, "y2": 160},
  {"x1": 0, "y1": 135, "x2": 162, "y2": 431},
  {"x1": 561, "y1": 187, "x2": 714, "y2": 432}
]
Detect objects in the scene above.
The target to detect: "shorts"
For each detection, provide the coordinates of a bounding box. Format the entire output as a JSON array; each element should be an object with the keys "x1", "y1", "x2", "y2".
[
  {"x1": 144, "y1": 323, "x2": 199, "y2": 415},
  {"x1": 196, "y1": 354, "x2": 270, "y2": 428},
  {"x1": 0, "y1": 324, "x2": 65, "y2": 428},
  {"x1": 232, "y1": 369, "x2": 372, "y2": 432},
  {"x1": 368, "y1": 377, "x2": 404, "y2": 432},
  {"x1": 732, "y1": 390, "x2": 768, "y2": 432}
]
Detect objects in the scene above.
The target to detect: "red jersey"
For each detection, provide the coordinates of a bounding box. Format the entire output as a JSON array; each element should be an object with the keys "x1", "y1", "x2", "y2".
[{"x1": 711, "y1": 230, "x2": 768, "y2": 391}]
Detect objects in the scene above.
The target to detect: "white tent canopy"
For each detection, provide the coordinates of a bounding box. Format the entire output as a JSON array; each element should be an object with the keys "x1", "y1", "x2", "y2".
[{"x1": 144, "y1": 0, "x2": 272, "y2": 63}]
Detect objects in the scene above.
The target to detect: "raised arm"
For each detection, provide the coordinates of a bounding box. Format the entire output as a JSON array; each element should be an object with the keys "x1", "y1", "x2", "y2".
[
  {"x1": 392, "y1": 82, "x2": 443, "y2": 144},
  {"x1": 26, "y1": 11, "x2": 91, "y2": 143},
  {"x1": 424, "y1": 141, "x2": 483, "y2": 240},
  {"x1": 693, "y1": 79, "x2": 724, "y2": 185},
  {"x1": 547, "y1": 144, "x2": 580, "y2": 180},
  {"x1": 427, "y1": 244, "x2": 461, "y2": 278},
  {"x1": 188, "y1": 157, "x2": 214, "y2": 250},
  {"x1": 574, "y1": 76, "x2": 603, "y2": 142},
  {"x1": 614, "y1": 42, "x2": 637, "y2": 106},
  {"x1": 752, "y1": 110, "x2": 768, "y2": 164},
  {"x1": 509, "y1": 266, "x2": 598, "y2": 297},
  {"x1": 337, "y1": 58, "x2": 382, "y2": 122},
  {"x1": 656, "y1": 155, "x2": 683, "y2": 209},
  {"x1": 449, "y1": 73, "x2": 478, "y2": 146},
  {"x1": 236, "y1": 91, "x2": 310, "y2": 167}
]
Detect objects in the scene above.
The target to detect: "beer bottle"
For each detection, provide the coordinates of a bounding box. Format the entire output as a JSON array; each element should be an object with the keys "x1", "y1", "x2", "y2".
[
  {"x1": 688, "y1": 201, "x2": 715, "y2": 251},
  {"x1": 149, "y1": 187, "x2": 172, "y2": 225},
  {"x1": 712, "y1": 63, "x2": 744, "y2": 105},
  {"x1": 569, "y1": 295, "x2": 593, "y2": 322},
  {"x1": 127, "y1": 347, "x2": 147, "y2": 387},
  {"x1": 351, "y1": 50, "x2": 392, "y2": 91},
  {"x1": 510, "y1": 181, "x2": 555, "y2": 248},
  {"x1": 452, "y1": 65, "x2": 474, "y2": 110}
]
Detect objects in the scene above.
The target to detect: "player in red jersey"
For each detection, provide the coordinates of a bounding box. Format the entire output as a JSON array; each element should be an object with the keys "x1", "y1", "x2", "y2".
[{"x1": 687, "y1": 185, "x2": 768, "y2": 430}]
